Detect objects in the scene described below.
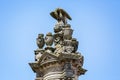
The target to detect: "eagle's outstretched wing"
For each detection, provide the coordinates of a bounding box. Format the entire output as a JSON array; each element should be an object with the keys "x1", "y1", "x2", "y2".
[
  {"x1": 58, "y1": 8, "x2": 72, "y2": 20},
  {"x1": 50, "y1": 11, "x2": 59, "y2": 20}
]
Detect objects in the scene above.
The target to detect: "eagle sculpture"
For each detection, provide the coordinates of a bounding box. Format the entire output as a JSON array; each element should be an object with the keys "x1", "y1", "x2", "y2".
[{"x1": 50, "y1": 8, "x2": 72, "y2": 24}]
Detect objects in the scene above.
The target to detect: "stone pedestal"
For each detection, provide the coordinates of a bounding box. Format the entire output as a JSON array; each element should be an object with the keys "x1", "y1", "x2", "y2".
[{"x1": 29, "y1": 52, "x2": 86, "y2": 80}]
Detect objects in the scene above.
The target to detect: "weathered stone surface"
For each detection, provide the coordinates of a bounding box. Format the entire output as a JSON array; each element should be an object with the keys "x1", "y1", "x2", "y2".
[
  {"x1": 36, "y1": 34, "x2": 45, "y2": 49},
  {"x1": 29, "y1": 8, "x2": 87, "y2": 80},
  {"x1": 45, "y1": 32, "x2": 54, "y2": 46}
]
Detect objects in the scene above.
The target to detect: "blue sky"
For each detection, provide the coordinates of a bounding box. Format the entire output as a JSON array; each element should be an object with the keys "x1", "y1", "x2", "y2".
[{"x1": 0, "y1": 0, "x2": 120, "y2": 80}]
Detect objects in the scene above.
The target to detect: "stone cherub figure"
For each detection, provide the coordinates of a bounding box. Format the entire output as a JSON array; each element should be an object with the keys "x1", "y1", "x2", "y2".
[{"x1": 50, "y1": 8, "x2": 72, "y2": 25}]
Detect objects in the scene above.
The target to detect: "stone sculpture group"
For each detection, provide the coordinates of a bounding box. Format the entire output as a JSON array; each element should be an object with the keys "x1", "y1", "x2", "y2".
[{"x1": 29, "y1": 8, "x2": 87, "y2": 80}]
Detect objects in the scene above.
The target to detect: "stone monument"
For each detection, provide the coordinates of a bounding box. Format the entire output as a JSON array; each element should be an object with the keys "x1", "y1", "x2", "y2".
[{"x1": 29, "y1": 8, "x2": 87, "y2": 80}]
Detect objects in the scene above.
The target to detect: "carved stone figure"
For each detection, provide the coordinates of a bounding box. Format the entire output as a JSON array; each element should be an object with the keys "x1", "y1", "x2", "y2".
[
  {"x1": 72, "y1": 38, "x2": 79, "y2": 52},
  {"x1": 54, "y1": 33, "x2": 63, "y2": 45},
  {"x1": 36, "y1": 34, "x2": 45, "y2": 49},
  {"x1": 54, "y1": 44, "x2": 63, "y2": 54},
  {"x1": 50, "y1": 8, "x2": 72, "y2": 24},
  {"x1": 45, "y1": 32, "x2": 53, "y2": 46}
]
